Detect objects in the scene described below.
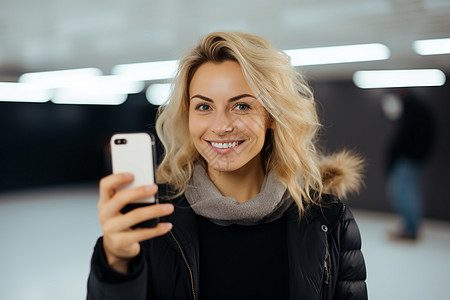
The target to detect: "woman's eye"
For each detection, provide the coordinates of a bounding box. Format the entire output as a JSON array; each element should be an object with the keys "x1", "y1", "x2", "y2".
[
  {"x1": 234, "y1": 103, "x2": 250, "y2": 111},
  {"x1": 196, "y1": 104, "x2": 211, "y2": 111}
]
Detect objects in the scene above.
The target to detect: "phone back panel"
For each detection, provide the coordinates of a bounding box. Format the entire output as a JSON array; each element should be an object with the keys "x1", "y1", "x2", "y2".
[{"x1": 110, "y1": 132, "x2": 156, "y2": 203}]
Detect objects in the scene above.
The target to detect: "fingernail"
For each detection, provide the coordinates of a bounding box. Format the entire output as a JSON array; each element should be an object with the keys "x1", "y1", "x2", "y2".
[
  {"x1": 144, "y1": 185, "x2": 155, "y2": 192},
  {"x1": 164, "y1": 223, "x2": 173, "y2": 230},
  {"x1": 162, "y1": 204, "x2": 174, "y2": 212},
  {"x1": 124, "y1": 173, "x2": 133, "y2": 179}
]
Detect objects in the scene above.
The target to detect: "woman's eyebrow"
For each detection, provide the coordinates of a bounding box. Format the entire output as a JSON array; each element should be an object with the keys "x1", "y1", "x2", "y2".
[
  {"x1": 190, "y1": 94, "x2": 256, "y2": 103},
  {"x1": 228, "y1": 94, "x2": 256, "y2": 102},
  {"x1": 190, "y1": 94, "x2": 214, "y2": 102}
]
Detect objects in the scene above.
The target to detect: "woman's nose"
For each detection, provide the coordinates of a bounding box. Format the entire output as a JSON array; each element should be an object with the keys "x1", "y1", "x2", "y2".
[{"x1": 211, "y1": 112, "x2": 234, "y2": 135}]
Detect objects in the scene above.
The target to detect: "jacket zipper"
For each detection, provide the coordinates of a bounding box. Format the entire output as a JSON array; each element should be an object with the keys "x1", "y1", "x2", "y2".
[
  {"x1": 321, "y1": 240, "x2": 330, "y2": 300},
  {"x1": 320, "y1": 203, "x2": 345, "y2": 299},
  {"x1": 169, "y1": 230, "x2": 196, "y2": 300}
]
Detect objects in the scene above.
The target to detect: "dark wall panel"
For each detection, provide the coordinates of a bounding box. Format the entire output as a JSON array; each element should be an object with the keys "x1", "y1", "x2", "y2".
[
  {"x1": 0, "y1": 93, "x2": 160, "y2": 190},
  {"x1": 312, "y1": 80, "x2": 450, "y2": 221}
]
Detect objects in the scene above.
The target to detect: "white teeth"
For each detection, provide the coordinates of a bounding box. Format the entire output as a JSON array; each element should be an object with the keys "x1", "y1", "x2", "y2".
[{"x1": 210, "y1": 141, "x2": 240, "y2": 149}]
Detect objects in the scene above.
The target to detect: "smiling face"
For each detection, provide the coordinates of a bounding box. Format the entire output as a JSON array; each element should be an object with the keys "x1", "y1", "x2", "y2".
[{"x1": 188, "y1": 60, "x2": 271, "y2": 175}]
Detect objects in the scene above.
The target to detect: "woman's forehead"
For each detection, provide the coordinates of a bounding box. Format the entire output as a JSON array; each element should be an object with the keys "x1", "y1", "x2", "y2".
[{"x1": 189, "y1": 61, "x2": 255, "y2": 100}]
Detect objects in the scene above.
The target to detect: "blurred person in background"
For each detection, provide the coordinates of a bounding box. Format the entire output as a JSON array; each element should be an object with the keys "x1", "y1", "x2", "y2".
[
  {"x1": 383, "y1": 88, "x2": 435, "y2": 240},
  {"x1": 87, "y1": 32, "x2": 367, "y2": 299}
]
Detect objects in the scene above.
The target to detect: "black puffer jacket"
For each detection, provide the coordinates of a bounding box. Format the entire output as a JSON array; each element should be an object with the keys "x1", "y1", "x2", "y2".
[{"x1": 87, "y1": 193, "x2": 367, "y2": 299}]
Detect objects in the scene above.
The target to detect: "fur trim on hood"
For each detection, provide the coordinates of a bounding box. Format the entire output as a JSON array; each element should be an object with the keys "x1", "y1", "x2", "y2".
[{"x1": 319, "y1": 150, "x2": 365, "y2": 199}]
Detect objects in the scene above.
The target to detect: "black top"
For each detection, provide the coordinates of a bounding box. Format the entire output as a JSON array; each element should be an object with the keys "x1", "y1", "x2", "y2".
[
  {"x1": 197, "y1": 214, "x2": 289, "y2": 300},
  {"x1": 87, "y1": 194, "x2": 368, "y2": 300},
  {"x1": 387, "y1": 93, "x2": 435, "y2": 171}
]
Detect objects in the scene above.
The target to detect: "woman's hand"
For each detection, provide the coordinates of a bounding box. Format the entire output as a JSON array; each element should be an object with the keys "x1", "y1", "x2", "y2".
[{"x1": 97, "y1": 173, "x2": 174, "y2": 273}]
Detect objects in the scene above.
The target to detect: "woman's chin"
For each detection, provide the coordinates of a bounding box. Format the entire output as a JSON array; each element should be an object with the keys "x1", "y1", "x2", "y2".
[{"x1": 207, "y1": 162, "x2": 237, "y2": 174}]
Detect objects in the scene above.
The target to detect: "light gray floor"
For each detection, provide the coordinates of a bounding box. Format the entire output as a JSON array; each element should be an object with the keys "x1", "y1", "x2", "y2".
[{"x1": 0, "y1": 185, "x2": 449, "y2": 300}]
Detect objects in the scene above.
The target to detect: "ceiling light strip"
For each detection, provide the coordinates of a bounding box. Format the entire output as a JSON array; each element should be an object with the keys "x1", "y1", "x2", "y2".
[
  {"x1": 284, "y1": 43, "x2": 390, "y2": 66},
  {"x1": 413, "y1": 38, "x2": 450, "y2": 55},
  {"x1": 51, "y1": 88, "x2": 128, "y2": 105},
  {"x1": 146, "y1": 83, "x2": 172, "y2": 106},
  {"x1": 0, "y1": 82, "x2": 52, "y2": 103},
  {"x1": 353, "y1": 69, "x2": 446, "y2": 89},
  {"x1": 19, "y1": 68, "x2": 103, "y2": 89},
  {"x1": 112, "y1": 60, "x2": 178, "y2": 81}
]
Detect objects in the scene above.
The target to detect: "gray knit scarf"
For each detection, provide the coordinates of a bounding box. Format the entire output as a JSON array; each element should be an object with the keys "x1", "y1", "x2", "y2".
[{"x1": 185, "y1": 163, "x2": 293, "y2": 226}]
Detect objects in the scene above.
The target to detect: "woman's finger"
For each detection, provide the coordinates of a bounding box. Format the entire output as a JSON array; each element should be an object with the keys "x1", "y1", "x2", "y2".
[
  {"x1": 98, "y1": 173, "x2": 134, "y2": 209},
  {"x1": 124, "y1": 222, "x2": 173, "y2": 243},
  {"x1": 99, "y1": 184, "x2": 158, "y2": 221},
  {"x1": 107, "y1": 222, "x2": 173, "y2": 252},
  {"x1": 103, "y1": 203, "x2": 174, "y2": 233}
]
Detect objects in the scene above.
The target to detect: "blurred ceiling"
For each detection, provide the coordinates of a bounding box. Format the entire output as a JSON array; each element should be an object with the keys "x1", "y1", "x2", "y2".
[{"x1": 0, "y1": 0, "x2": 449, "y2": 82}]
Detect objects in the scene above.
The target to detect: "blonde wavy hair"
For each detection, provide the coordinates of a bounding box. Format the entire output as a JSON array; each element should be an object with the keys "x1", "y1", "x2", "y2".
[{"x1": 156, "y1": 31, "x2": 324, "y2": 217}]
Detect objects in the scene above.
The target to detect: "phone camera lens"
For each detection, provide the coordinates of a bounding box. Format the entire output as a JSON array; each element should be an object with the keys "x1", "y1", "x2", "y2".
[{"x1": 114, "y1": 139, "x2": 127, "y2": 145}]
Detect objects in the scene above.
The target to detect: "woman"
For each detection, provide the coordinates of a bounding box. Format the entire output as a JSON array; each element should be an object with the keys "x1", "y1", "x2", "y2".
[{"x1": 88, "y1": 32, "x2": 367, "y2": 299}]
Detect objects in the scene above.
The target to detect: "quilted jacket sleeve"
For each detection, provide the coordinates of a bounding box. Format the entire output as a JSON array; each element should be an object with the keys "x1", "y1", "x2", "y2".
[
  {"x1": 335, "y1": 208, "x2": 368, "y2": 299},
  {"x1": 86, "y1": 237, "x2": 149, "y2": 300}
]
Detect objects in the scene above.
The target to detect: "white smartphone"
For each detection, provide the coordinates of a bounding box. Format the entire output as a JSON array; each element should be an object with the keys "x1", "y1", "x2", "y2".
[{"x1": 110, "y1": 132, "x2": 159, "y2": 227}]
